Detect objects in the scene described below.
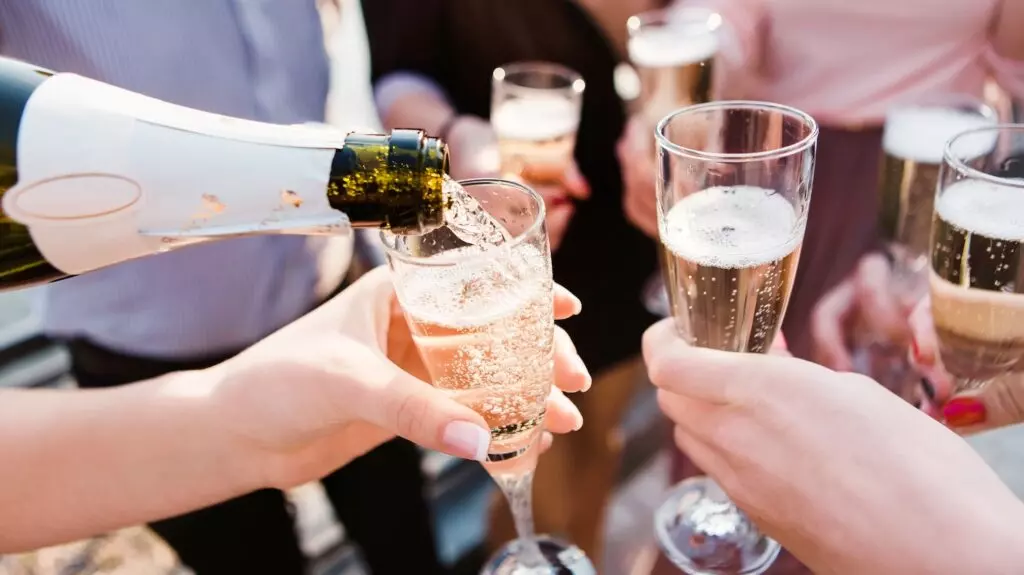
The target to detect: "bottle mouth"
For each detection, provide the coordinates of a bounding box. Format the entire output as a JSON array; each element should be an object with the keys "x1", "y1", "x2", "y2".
[{"x1": 3, "y1": 173, "x2": 142, "y2": 225}]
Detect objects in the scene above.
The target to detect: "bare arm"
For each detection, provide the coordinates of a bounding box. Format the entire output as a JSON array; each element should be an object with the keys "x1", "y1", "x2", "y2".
[{"x1": 0, "y1": 368, "x2": 255, "y2": 553}]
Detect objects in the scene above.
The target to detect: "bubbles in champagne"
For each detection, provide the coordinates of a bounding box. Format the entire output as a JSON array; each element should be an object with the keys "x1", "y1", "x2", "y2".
[
  {"x1": 398, "y1": 244, "x2": 554, "y2": 461},
  {"x1": 930, "y1": 178, "x2": 1024, "y2": 384},
  {"x1": 661, "y1": 186, "x2": 803, "y2": 353}
]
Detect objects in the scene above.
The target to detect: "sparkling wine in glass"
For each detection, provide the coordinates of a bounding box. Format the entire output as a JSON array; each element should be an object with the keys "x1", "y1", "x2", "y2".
[
  {"x1": 853, "y1": 94, "x2": 996, "y2": 399},
  {"x1": 654, "y1": 102, "x2": 818, "y2": 574},
  {"x1": 929, "y1": 125, "x2": 1024, "y2": 395},
  {"x1": 625, "y1": 6, "x2": 723, "y2": 318},
  {"x1": 381, "y1": 178, "x2": 595, "y2": 574},
  {"x1": 491, "y1": 62, "x2": 585, "y2": 186}
]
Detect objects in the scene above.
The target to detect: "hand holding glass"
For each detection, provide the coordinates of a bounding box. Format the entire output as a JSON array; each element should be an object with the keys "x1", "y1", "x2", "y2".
[
  {"x1": 654, "y1": 102, "x2": 818, "y2": 574},
  {"x1": 382, "y1": 179, "x2": 594, "y2": 574}
]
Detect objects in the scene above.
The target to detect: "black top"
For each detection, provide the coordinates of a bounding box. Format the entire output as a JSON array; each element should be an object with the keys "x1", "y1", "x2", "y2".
[{"x1": 363, "y1": 0, "x2": 659, "y2": 372}]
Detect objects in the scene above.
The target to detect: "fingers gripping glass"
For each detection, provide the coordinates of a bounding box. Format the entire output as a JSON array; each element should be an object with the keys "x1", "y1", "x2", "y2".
[
  {"x1": 929, "y1": 125, "x2": 1024, "y2": 396},
  {"x1": 381, "y1": 179, "x2": 594, "y2": 574},
  {"x1": 654, "y1": 102, "x2": 818, "y2": 574}
]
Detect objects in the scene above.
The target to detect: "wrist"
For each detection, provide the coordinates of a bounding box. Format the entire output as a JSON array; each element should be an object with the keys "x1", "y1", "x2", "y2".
[{"x1": 191, "y1": 364, "x2": 269, "y2": 495}]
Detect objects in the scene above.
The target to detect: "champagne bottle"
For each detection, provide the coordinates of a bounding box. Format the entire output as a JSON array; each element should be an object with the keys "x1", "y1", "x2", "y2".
[{"x1": 0, "y1": 57, "x2": 450, "y2": 291}]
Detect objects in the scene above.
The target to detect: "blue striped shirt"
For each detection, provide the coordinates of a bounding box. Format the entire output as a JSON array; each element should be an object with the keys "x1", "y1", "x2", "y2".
[{"x1": 0, "y1": 1, "x2": 332, "y2": 358}]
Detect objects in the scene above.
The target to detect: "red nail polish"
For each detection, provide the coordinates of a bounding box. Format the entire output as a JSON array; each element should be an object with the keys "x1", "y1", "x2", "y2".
[
  {"x1": 910, "y1": 338, "x2": 921, "y2": 362},
  {"x1": 943, "y1": 397, "x2": 987, "y2": 427}
]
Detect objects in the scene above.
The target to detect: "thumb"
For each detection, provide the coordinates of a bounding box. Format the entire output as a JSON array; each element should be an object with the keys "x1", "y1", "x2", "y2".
[{"x1": 358, "y1": 361, "x2": 492, "y2": 461}]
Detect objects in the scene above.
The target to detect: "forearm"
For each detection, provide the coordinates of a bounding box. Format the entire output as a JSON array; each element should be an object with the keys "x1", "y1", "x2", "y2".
[{"x1": 0, "y1": 368, "x2": 256, "y2": 553}]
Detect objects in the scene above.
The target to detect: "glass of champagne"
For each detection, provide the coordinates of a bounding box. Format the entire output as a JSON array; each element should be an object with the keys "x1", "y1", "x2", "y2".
[
  {"x1": 381, "y1": 178, "x2": 595, "y2": 575},
  {"x1": 491, "y1": 62, "x2": 585, "y2": 185},
  {"x1": 855, "y1": 94, "x2": 996, "y2": 398},
  {"x1": 929, "y1": 125, "x2": 1024, "y2": 394},
  {"x1": 626, "y1": 6, "x2": 724, "y2": 318},
  {"x1": 654, "y1": 102, "x2": 818, "y2": 574}
]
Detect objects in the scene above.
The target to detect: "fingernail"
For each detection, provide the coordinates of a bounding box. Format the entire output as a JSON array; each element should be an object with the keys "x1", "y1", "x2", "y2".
[
  {"x1": 442, "y1": 421, "x2": 490, "y2": 462},
  {"x1": 910, "y1": 338, "x2": 921, "y2": 362},
  {"x1": 943, "y1": 397, "x2": 987, "y2": 428},
  {"x1": 920, "y1": 377, "x2": 937, "y2": 401}
]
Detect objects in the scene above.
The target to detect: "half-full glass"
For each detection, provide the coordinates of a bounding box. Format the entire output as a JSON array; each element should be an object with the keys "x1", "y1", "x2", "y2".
[
  {"x1": 930, "y1": 125, "x2": 1024, "y2": 394},
  {"x1": 381, "y1": 179, "x2": 594, "y2": 574},
  {"x1": 491, "y1": 62, "x2": 585, "y2": 185},
  {"x1": 654, "y1": 102, "x2": 818, "y2": 574}
]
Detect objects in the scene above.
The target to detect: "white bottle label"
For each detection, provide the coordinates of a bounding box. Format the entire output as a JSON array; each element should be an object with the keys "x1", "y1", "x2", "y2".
[{"x1": 3, "y1": 73, "x2": 348, "y2": 275}]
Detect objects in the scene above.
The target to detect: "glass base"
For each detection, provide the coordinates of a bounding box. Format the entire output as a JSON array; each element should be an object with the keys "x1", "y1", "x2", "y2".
[
  {"x1": 654, "y1": 477, "x2": 780, "y2": 575},
  {"x1": 481, "y1": 535, "x2": 596, "y2": 575},
  {"x1": 643, "y1": 271, "x2": 671, "y2": 318}
]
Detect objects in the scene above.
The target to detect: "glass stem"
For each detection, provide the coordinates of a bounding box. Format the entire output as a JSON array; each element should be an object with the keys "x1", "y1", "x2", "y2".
[{"x1": 493, "y1": 469, "x2": 546, "y2": 568}]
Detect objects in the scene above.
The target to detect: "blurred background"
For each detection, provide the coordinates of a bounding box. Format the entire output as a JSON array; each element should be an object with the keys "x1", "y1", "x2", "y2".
[{"x1": 4, "y1": 0, "x2": 1024, "y2": 574}]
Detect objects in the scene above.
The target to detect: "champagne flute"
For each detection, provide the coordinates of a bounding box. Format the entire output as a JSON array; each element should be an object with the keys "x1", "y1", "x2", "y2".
[
  {"x1": 625, "y1": 6, "x2": 724, "y2": 318},
  {"x1": 929, "y1": 125, "x2": 1024, "y2": 394},
  {"x1": 491, "y1": 62, "x2": 585, "y2": 185},
  {"x1": 853, "y1": 94, "x2": 996, "y2": 399},
  {"x1": 381, "y1": 178, "x2": 595, "y2": 574},
  {"x1": 654, "y1": 102, "x2": 818, "y2": 574}
]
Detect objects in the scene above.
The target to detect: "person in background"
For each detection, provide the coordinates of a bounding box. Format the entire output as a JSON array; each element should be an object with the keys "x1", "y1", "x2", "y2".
[
  {"x1": 362, "y1": 0, "x2": 662, "y2": 565},
  {"x1": 0, "y1": 2, "x2": 441, "y2": 573},
  {"x1": 0, "y1": 267, "x2": 592, "y2": 555},
  {"x1": 643, "y1": 319, "x2": 1024, "y2": 575},
  {"x1": 618, "y1": 1, "x2": 1024, "y2": 571}
]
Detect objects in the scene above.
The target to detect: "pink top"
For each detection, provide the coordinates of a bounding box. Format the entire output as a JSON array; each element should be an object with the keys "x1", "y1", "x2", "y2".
[{"x1": 689, "y1": 0, "x2": 1024, "y2": 125}]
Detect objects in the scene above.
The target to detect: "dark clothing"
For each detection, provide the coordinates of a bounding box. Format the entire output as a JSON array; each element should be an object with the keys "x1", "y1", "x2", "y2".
[
  {"x1": 68, "y1": 338, "x2": 443, "y2": 575},
  {"x1": 363, "y1": 0, "x2": 660, "y2": 373}
]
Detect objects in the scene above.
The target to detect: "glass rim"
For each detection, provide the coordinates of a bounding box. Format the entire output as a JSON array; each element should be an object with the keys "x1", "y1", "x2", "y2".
[
  {"x1": 655, "y1": 100, "x2": 819, "y2": 162},
  {"x1": 944, "y1": 124, "x2": 1024, "y2": 188},
  {"x1": 492, "y1": 61, "x2": 586, "y2": 96},
  {"x1": 379, "y1": 178, "x2": 547, "y2": 267},
  {"x1": 627, "y1": 6, "x2": 722, "y2": 34}
]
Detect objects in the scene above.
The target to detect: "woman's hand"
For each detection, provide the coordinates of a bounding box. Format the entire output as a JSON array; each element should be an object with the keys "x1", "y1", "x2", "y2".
[
  {"x1": 446, "y1": 115, "x2": 589, "y2": 251},
  {"x1": 213, "y1": 267, "x2": 591, "y2": 490},
  {"x1": 644, "y1": 318, "x2": 1024, "y2": 574},
  {"x1": 908, "y1": 296, "x2": 1024, "y2": 433},
  {"x1": 617, "y1": 115, "x2": 659, "y2": 239},
  {"x1": 811, "y1": 252, "x2": 915, "y2": 371}
]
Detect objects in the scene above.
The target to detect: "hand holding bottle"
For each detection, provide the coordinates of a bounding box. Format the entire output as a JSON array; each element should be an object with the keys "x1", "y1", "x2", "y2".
[{"x1": 643, "y1": 318, "x2": 1024, "y2": 575}]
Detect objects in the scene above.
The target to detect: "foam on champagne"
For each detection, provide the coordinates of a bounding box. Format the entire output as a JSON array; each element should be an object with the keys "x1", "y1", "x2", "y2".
[
  {"x1": 491, "y1": 97, "x2": 580, "y2": 142},
  {"x1": 661, "y1": 185, "x2": 803, "y2": 267},
  {"x1": 628, "y1": 26, "x2": 718, "y2": 68},
  {"x1": 883, "y1": 106, "x2": 996, "y2": 163},
  {"x1": 398, "y1": 244, "x2": 549, "y2": 327},
  {"x1": 935, "y1": 178, "x2": 1024, "y2": 244}
]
